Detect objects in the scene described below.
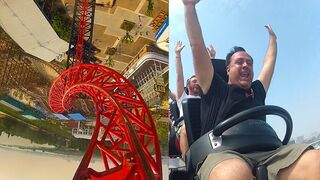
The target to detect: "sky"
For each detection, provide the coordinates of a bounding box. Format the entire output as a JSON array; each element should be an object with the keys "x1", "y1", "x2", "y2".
[{"x1": 169, "y1": 0, "x2": 320, "y2": 140}]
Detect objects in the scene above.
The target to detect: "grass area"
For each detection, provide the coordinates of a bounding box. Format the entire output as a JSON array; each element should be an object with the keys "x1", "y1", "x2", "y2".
[
  {"x1": 0, "y1": 103, "x2": 72, "y2": 139},
  {"x1": 0, "y1": 104, "x2": 93, "y2": 154}
]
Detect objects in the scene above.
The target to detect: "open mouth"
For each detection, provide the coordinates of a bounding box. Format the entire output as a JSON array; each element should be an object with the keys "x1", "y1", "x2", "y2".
[{"x1": 240, "y1": 72, "x2": 249, "y2": 78}]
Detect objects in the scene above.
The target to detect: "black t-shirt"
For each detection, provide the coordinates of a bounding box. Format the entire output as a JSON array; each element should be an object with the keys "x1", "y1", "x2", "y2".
[{"x1": 200, "y1": 71, "x2": 266, "y2": 135}]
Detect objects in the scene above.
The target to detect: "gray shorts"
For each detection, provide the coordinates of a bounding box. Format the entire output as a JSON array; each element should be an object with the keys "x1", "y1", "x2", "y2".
[{"x1": 197, "y1": 144, "x2": 312, "y2": 180}]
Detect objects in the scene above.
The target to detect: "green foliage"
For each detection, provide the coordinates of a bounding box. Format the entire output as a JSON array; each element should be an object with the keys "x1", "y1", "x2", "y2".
[
  {"x1": 146, "y1": 0, "x2": 154, "y2": 17},
  {"x1": 106, "y1": 47, "x2": 117, "y2": 56},
  {"x1": 104, "y1": 56, "x2": 115, "y2": 67},
  {"x1": 121, "y1": 31, "x2": 134, "y2": 44},
  {"x1": 0, "y1": 103, "x2": 70, "y2": 138},
  {"x1": 38, "y1": 0, "x2": 72, "y2": 42},
  {"x1": 147, "y1": 73, "x2": 170, "y2": 155},
  {"x1": 154, "y1": 119, "x2": 168, "y2": 155},
  {"x1": 51, "y1": 14, "x2": 71, "y2": 41},
  {"x1": 18, "y1": 92, "x2": 23, "y2": 100},
  {"x1": 0, "y1": 111, "x2": 92, "y2": 154},
  {"x1": 151, "y1": 108, "x2": 169, "y2": 155}
]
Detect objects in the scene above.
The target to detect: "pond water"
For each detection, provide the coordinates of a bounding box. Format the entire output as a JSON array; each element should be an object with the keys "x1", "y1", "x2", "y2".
[
  {"x1": 0, "y1": 115, "x2": 104, "y2": 179},
  {"x1": 0, "y1": 144, "x2": 104, "y2": 180}
]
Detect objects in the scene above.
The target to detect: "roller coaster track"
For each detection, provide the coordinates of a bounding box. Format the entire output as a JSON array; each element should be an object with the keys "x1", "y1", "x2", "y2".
[{"x1": 49, "y1": 64, "x2": 162, "y2": 179}]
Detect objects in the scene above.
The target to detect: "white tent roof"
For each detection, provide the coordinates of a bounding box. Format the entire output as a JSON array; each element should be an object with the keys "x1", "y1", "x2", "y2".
[{"x1": 0, "y1": 0, "x2": 69, "y2": 62}]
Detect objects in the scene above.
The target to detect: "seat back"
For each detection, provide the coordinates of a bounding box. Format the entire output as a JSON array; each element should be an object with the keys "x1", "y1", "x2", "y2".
[
  {"x1": 169, "y1": 100, "x2": 180, "y2": 121},
  {"x1": 182, "y1": 59, "x2": 228, "y2": 147},
  {"x1": 168, "y1": 100, "x2": 182, "y2": 157},
  {"x1": 182, "y1": 98, "x2": 201, "y2": 146},
  {"x1": 212, "y1": 59, "x2": 228, "y2": 82}
]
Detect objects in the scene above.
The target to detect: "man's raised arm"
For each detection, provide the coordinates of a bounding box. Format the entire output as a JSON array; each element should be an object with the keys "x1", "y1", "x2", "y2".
[
  {"x1": 258, "y1": 24, "x2": 277, "y2": 93},
  {"x1": 183, "y1": 0, "x2": 213, "y2": 94},
  {"x1": 175, "y1": 41, "x2": 186, "y2": 99}
]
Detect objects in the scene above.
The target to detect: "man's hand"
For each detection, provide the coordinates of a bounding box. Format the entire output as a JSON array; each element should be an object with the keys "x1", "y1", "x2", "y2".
[
  {"x1": 207, "y1": 44, "x2": 216, "y2": 59},
  {"x1": 182, "y1": 0, "x2": 200, "y2": 6},
  {"x1": 175, "y1": 41, "x2": 185, "y2": 55},
  {"x1": 265, "y1": 24, "x2": 277, "y2": 39},
  {"x1": 175, "y1": 41, "x2": 185, "y2": 99},
  {"x1": 258, "y1": 24, "x2": 277, "y2": 93}
]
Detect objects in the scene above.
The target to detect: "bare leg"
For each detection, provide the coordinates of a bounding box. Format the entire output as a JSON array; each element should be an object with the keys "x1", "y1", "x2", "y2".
[
  {"x1": 179, "y1": 124, "x2": 189, "y2": 158},
  {"x1": 278, "y1": 149, "x2": 320, "y2": 180},
  {"x1": 209, "y1": 158, "x2": 254, "y2": 180}
]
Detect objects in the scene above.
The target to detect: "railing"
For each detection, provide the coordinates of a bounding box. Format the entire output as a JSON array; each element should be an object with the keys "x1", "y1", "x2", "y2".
[
  {"x1": 72, "y1": 128, "x2": 93, "y2": 139},
  {"x1": 121, "y1": 44, "x2": 168, "y2": 75},
  {"x1": 71, "y1": 127, "x2": 111, "y2": 141}
]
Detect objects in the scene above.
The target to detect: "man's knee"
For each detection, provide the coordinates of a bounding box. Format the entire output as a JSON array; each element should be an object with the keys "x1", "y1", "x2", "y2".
[
  {"x1": 301, "y1": 150, "x2": 320, "y2": 168},
  {"x1": 295, "y1": 150, "x2": 320, "y2": 177},
  {"x1": 278, "y1": 149, "x2": 320, "y2": 180},
  {"x1": 209, "y1": 158, "x2": 254, "y2": 180}
]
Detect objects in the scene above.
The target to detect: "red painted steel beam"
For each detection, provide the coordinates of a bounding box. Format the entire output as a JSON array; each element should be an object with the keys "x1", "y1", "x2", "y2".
[{"x1": 49, "y1": 64, "x2": 162, "y2": 179}]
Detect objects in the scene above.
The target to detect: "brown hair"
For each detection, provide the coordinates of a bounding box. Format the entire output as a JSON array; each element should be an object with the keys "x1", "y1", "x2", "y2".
[{"x1": 226, "y1": 46, "x2": 252, "y2": 66}]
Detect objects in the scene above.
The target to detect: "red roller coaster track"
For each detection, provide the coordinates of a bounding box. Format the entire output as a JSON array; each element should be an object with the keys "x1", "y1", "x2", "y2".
[
  {"x1": 48, "y1": 0, "x2": 162, "y2": 179},
  {"x1": 49, "y1": 64, "x2": 162, "y2": 179}
]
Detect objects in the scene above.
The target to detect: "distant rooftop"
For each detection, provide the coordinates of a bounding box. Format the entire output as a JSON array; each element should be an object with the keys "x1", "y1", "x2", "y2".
[
  {"x1": 53, "y1": 113, "x2": 69, "y2": 120},
  {"x1": 68, "y1": 113, "x2": 86, "y2": 121}
]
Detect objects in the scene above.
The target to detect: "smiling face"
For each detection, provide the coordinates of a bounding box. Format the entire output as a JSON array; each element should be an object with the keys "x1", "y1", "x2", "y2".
[
  {"x1": 227, "y1": 51, "x2": 254, "y2": 89},
  {"x1": 187, "y1": 76, "x2": 200, "y2": 96}
]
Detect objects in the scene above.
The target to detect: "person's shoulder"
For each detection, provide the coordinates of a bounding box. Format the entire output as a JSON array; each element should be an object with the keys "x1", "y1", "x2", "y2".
[
  {"x1": 201, "y1": 71, "x2": 228, "y2": 97},
  {"x1": 252, "y1": 80, "x2": 263, "y2": 87},
  {"x1": 177, "y1": 91, "x2": 188, "y2": 101},
  {"x1": 252, "y1": 80, "x2": 266, "y2": 97}
]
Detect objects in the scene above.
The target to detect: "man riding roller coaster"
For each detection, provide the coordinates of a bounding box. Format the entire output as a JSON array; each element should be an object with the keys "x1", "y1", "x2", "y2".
[{"x1": 181, "y1": 0, "x2": 320, "y2": 179}]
